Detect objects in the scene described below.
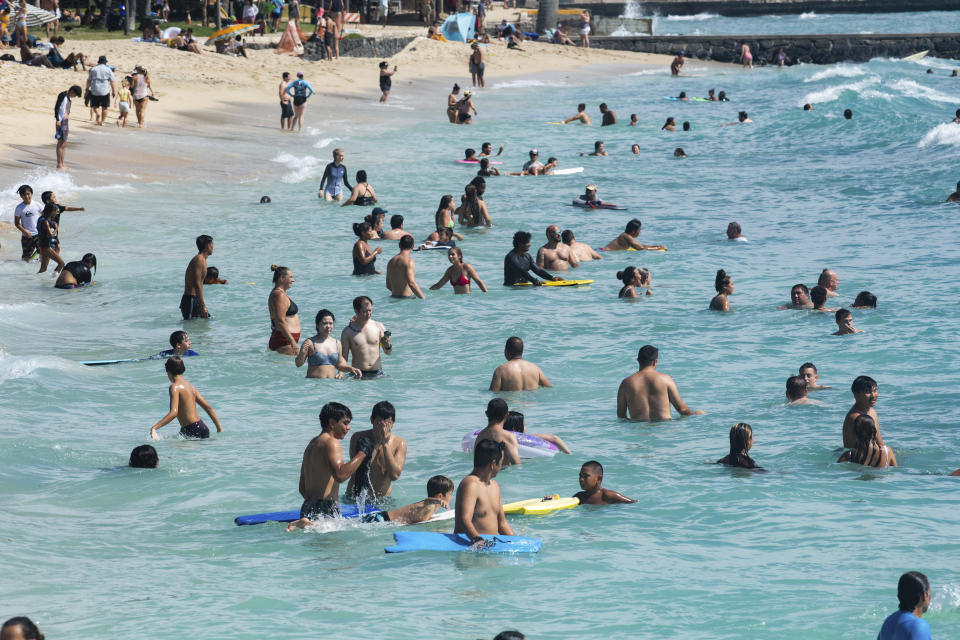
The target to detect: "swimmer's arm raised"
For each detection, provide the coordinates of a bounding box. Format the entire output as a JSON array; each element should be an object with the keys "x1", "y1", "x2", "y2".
[
  {"x1": 149, "y1": 384, "x2": 181, "y2": 439},
  {"x1": 195, "y1": 391, "x2": 223, "y2": 433}
]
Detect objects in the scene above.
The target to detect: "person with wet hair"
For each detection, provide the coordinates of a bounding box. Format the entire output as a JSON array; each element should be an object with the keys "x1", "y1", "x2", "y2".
[
  {"x1": 602, "y1": 218, "x2": 666, "y2": 252},
  {"x1": 503, "y1": 230, "x2": 561, "y2": 285},
  {"x1": 54, "y1": 252, "x2": 96, "y2": 289},
  {"x1": 946, "y1": 180, "x2": 960, "y2": 203},
  {"x1": 129, "y1": 444, "x2": 159, "y2": 468},
  {"x1": 352, "y1": 221, "x2": 382, "y2": 276},
  {"x1": 617, "y1": 345, "x2": 705, "y2": 421},
  {"x1": 573, "y1": 460, "x2": 635, "y2": 503},
  {"x1": 454, "y1": 437, "x2": 514, "y2": 542},
  {"x1": 843, "y1": 375, "x2": 881, "y2": 448},
  {"x1": 778, "y1": 283, "x2": 812, "y2": 310},
  {"x1": 148, "y1": 357, "x2": 223, "y2": 440},
  {"x1": 837, "y1": 414, "x2": 896, "y2": 467},
  {"x1": 726, "y1": 221, "x2": 746, "y2": 241},
  {"x1": 561, "y1": 229, "x2": 602, "y2": 263},
  {"x1": 342, "y1": 169, "x2": 377, "y2": 206},
  {"x1": 181, "y1": 235, "x2": 213, "y2": 319},
  {"x1": 267, "y1": 264, "x2": 300, "y2": 354},
  {"x1": 785, "y1": 375, "x2": 813, "y2": 405},
  {"x1": 877, "y1": 572, "x2": 931, "y2": 639},
  {"x1": 709, "y1": 269, "x2": 733, "y2": 311},
  {"x1": 295, "y1": 309, "x2": 361, "y2": 379},
  {"x1": 661, "y1": 117, "x2": 676, "y2": 131},
  {"x1": 716, "y1": 423, "x2": 764, "y2": 470},
  {"x1": 852, "y1": 291, "x2": 877, "y2": 308},
  {"x1": 617, "y1": 266, "x2": 651, "y2": 298},
  {"x1": 490, "y1": 337, "x2": 551, "y2": 392},
  {"x1": 799, "y1": 362, "x2": 830, "y2": 390},
  {"x1": 810, "y1": 285, "x2": 837, "y2": 312},
  {"x1": 833, "y1": 308, "x2": 861, "y2": 335}
]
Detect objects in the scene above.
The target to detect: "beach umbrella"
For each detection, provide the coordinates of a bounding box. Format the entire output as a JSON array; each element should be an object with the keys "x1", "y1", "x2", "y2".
[
  {"x1": 204, "y1": 23, "x2": 258, "y2": 45},
  {"x1": 24, "y1": 3, "x2": 58, "y2": 27}
]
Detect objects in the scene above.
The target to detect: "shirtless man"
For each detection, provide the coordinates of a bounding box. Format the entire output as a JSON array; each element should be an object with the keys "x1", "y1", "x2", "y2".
[
  {"x1": 563, "y1": 103, "x2": 591, "y2": 125},
  {"x1": 573, "y1": 460, "x2": 635, "y2": 505},
  {"x1": 295, "y1": 402, "x2": 369, "y2": 521},
  {"x1": 380, "y1": 214, "x2": 412, "y2": 241},
  {"x1": 617, "y1": 345, "x2": 705, "y2": 421},
  {"x1": 581, "y1": 140, "x2": 607, "y2": 157},
  {"x1": 345, "y1": 400, "x2": 407, "y2": 499},
  {"x1": 148, "y1": 357, "x2": 223, "y2": 440},
  {"x1": 341, "y1": 296, "x2": 392, "y2": 378},
  {"x1": 279, "y1": 71, "x2": 293, "y2": 130},
  {"x1": 490, "y1": 336, "x2": 552, "y2": 392},
  {"x1": 799, "y1": 362, "x2": 831, "y2": 390},
  {"x1": 599, "y1": 103, "x2": 617, "y2": 126},
  {"x1": 385, "y1": 235, "x2": 425, "y2": 299},
  {"x1": 810, "y1": 286, "x2": 838, "y2": 312},
  {"x1": 778, "y1": 283, "x2": 813, "y2": 310},
  {"x1": 833, "y1": 308, "x2": 862, "y2": 335},
  {"x1": 478, "y1": 142, "x2": 504, "y2": 158},
  {"x1": 842, "y1": 375, "x2": 882, "y2": 448},
  {"x1": 181, "y1": 235, "x2": 213, "y2": 319},
  {"x1": 785, "y1": 375, "x2": 821, "y2": 405},
  {"x1": 818, "y1": 268, "x2": 839, "y2": 297},
  {"x1": 473, "y1": 398, "x2": 521, "y2": 466},
  {"x1": 536, "y1": 225, "x2": 579, "y2": 271},
  {"x1": 454, "y1": 439, "x2": 514, "y2": 543},
  {"x1": 561, "y1": 229, "x2": 602, "y2": 262},
  {"x1": 603, "y1": 219, "x2": 667, "y2": 251}
]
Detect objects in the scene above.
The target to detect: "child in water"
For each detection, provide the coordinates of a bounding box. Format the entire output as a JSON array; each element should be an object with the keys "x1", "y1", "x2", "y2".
[
  {"x1": 573, "y1": 461, "x2": 635, "y2": 504},
  {"x1": 204, "y1": 266, "x2": 228, "y2": 284},
  {"x1": 717, "y1": 423, "x2": 764, "y2": 471},
  {"x1": 148, "y1": 357, "x2": 223, "y2": 440}
]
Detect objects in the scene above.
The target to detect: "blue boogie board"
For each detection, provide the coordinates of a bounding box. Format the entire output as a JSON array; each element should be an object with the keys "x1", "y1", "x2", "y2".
[
  {"x1": 234, "y1": 503, "x2": 379, "y2": 526},
  {"x1": 384, "y1": 532, "x2": 541, "y2": 554}
]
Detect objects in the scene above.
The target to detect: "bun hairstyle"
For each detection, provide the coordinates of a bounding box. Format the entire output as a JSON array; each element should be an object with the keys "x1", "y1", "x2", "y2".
[
  {"x1": 353, "y1": 221, "x2": 372, "y2": 238},
  {"x1": 715, "y1": 269, "x2": 730, "y2": 293},
  {"x1": 270, "y1": 264, "x2": 290, "y2": 285},
  {"x1": 617, "y1": 266, "x2": 637, "y2": 284}
]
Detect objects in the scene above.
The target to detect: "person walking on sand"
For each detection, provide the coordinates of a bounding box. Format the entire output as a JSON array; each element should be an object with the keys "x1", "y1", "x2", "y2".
[
  {"x1": 617, "y1": 345, "x2": 705, "y2": 421},
  {"x1": 53, "y1": 85, "x2": 82, "y2": 171},
  {"x1": 148, "y1": 356, "x2": 223, "y2": 440},
  {"x1": 469, "y1": 43, "x2": 485, "y2": 88},
  {"x1": 130, "y1": 66, "x2": 154, "y2": 128},
  {"x1": 279, "y1": 71, "x2": 294, "y2": 130},
  {"x1": 379, "y1": 61, "x2": 396, "y2": 103},
  {"x1": 285, "y1": 71, "x2": 315, "y2": 131},
  {"x1": 85, "y1": 55, "x2": 115, "y2": 126}
]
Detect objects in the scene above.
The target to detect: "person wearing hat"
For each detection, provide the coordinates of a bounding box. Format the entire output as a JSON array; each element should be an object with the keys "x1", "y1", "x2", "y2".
[
  {"x1": 521, "y1": 149, "x2": 544, "y2": 175},
  {"x1": 86, "y1": 54, "x2": 115, "y2": 126},
  {"x1": 284, "y1": 71, "x2": 315, "y2": 131},
  {"x1": 469, "y1": 42, "x2": 485, "y2": 89},
  {"x1": 379, "y1": 61, "x2": 397, "y2": 103},
  {"x1": 456, "y1": 90, "x2": 477, "y2": 124}
]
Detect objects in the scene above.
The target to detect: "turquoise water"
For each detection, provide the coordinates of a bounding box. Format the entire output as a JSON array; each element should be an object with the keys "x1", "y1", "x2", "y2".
[
  {"x1": 3, "y1": 55, "x2": 960, "y2": 638},
  {"x1": 653, "y1": 10, "x2": 960, "y2": 36}
]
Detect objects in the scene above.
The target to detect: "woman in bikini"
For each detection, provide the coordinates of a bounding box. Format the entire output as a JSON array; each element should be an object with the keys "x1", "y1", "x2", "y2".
[
  {"x1": 267, "y1": 265, "x2": 300, "y2": 355},
  {"x1": 740, "y1": 43, "x2": 753, "y2": 69},
  {"x1": 295, "y1": 309, "x2": 361, "y2": 378},
  {"x1": 446, "y1": 84, "x2": 460, "y2": 123},
  {"x1": 837, "y1": 415, "x2": 897, "y2": 468},
  {"x1": 709, "y1": 269, "x2": 733, "y2": 311},
  {"x1": 342, "y1": 170, "x2": 377, "y2": 206},
  {"x1": 456, "y1": 184, "x2": 490, "y2": 227},
  {"x1": 617, "y1": 266, "x2": 651, "y2": 299},
  {"x1": 429, "y1": 247, "x2": 487, "y2": 294}
]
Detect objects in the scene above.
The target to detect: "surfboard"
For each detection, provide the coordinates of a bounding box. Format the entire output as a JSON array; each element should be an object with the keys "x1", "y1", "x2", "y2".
[
  {"x1": 456, "y1": 159, "x2": 502, "y2": 164},
  {"x1": 571, "y1": 202, "x2": 628, "y2": 210},
  {"x1": 234, "y1": 503, "x2": 379, "y2": 526},
  {"x1": 552, "y1": 167, "x2": 584, "y2": 175},
  {"x1": 384, "y1": 532, "x2": 542, "y2": 554},
  {"x1": 663, "y1": 96, "x2": 692, "y2": 101},
  {"x1": 693, "y1": 97, "x2": 712, "y2": 102},
  {"x1": 512, "y1": 279, "x2": 593, "y2": 287},
  {"x1": 545, "y1": 121, "x2": 565, "y2": 124},
  {"x1": 902, "y1": 50, "x2": 929, "y2": 61},
  {"x1": 596, "y1": 247, "x2": 665, "y2": 252},
  {"x1": 503, "y1": 495, "x2": 579, "y2": 515},
  {"x1": 80, "y1": 357, "x2": 152, "y2": 366}
]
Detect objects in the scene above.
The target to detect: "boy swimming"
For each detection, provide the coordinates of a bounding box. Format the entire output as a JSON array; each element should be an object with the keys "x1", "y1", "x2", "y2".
[
  {"x1": 148, "y1": 357, "x2": 223, "y2": 440},
  {"x1": 573, "y1": 461, "x2": 635, "y2": 505}
]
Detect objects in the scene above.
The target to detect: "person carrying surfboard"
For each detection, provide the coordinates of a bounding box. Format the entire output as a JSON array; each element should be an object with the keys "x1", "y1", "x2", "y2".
[{"x1": 454, "y1": 439, "x2": 514, "y2": 547}]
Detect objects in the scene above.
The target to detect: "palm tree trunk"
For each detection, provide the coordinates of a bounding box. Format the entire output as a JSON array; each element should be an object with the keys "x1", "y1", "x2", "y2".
[{"x1": 535, "y1": 0, "x2": 558, "y2": 36}]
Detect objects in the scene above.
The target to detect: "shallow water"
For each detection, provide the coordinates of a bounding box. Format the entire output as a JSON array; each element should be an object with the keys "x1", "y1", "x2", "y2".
[
  {"x1": 2, "y1": 53, "x2": 960, "y2": 639},
  {"x1": 653, "y1": 10, "x2": 960, "y2": 36}
]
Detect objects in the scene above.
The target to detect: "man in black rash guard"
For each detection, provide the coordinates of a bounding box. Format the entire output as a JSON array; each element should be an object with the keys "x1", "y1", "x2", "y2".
[{"x1": 503, "y1": 230, "x2": 562, "y2": 286}]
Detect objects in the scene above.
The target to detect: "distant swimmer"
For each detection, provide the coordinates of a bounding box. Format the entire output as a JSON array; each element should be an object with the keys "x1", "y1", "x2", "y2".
[
  {"x1": 670, "y1": 51, "x2": 684, "y2": 76},
  {"x1": 837, "y1": 414, "x2": 896, "y2": 467},
  {"x1": 429, "y1": 246, "x2": 488, "y2": 294},
  {"x1": 602, "y1": 218, "x2": 667, "y2": 251},
  {"x1": 54, "y1": 252, "x2": 96, "y2": 289},
  {"x1": 268, "y1": 265, "x2": 300, "y2": 355},
  {"x1": 148, "y1": 356, "x2": 223, "y2": 440},
  {"x1": 599, "y1": 102, "x2": 617, "y2": 126},
  {"x1": 811, "y1": 286, "x2": 838, "y2": 312},
  {"x1": 818, "y1": 269, "x2": 839, "y2": 297},
  {"x1": 504, "y1": 410, "x2": 571, "y2": 453},
  {"x1": 799, "y1": 362, "x2": 831, "y2": 390},
  {"x1": 842, "y1": 375, "x2": 881, "y2": 448},
  {"x1": 478, "y1": 142, "x2": 504, "y2": 157},
  {"x1": 709, "y1": 269, "x2": 733, "y2": 310},
  {"x1": 629, "y1": 114, "x2": 638, "y2": 126},
  {"x1": 477, "y1": 158, "x2": 501, "y2": 177},
  {"x1": 946, "y1": 180, "x2": 960, "y2": 202},
  {"x1": 852, "y1": 291, "x2": 877, "y2": 308},
  {"x1": 803, "y1": 103, "x2": 813, "y2": 111},
  {"x1": 341, "y1": 296, "x2": 392, "y2": 378},
  {"x1": 342, "y1": 170, "x2": 377, "y2": 207},
  {"x1": 204, "y1": 266, "x2": 227, "y2": 285},
  {"x1": 130, "y1": 444, "x2": 159, "y2": 468},
  {"x1": 503, "y1": 230, "x2": 562, "y2": 285},
  {"x1": 537, "y1": 225, "x2": 579, "y2": 270},
  {"x1": 454, "y1": 439, "x2": 514, "y2": 547},
  {"x1": 474, "y1": 398, "x2": 521, "y2": 466},
  {"x1": 673, "y1": 147, "x2": 687, "y2": 158},
  {"x1": 351, "y1": 221, "x2": 382, "y2": 275},
  {"x1": 385, "y1": 235, "x2": 426, "y2": 299},
  {"x1": 617, "y1": 345, "x2": 705, "y2": 421},
  {"x1": 786, "y1": 375, "x2": 822, "y2": 406},
  {"x1": 490, "y1": 336, "x2": 552, "y2": 392},
  {"x1": 295, "y1": 309, "x2": 362, "y2": 379},
  {"x1": 365, "y1": 209, "x2": 385, "y2": 239},
  {"x1": 561, "y1": 229, "x2": 602, "y2": 262},
  {"x1": 682, "y1": 121, "x2": 691, "y2": 131},
  {"x1": 573, "y1": 183, "x2": 615, "y2": 209},
  {"x1": 707, "y1": 88, "x2": 717, "y2": 101},
  {"x1": 778, "y1": 283, "x2": 813, "y2": 310},
  {"x1": 876, "y1": 572, "x2": 931, "y2": 640},
  {"x1": 580, "y1": 140, "x2": 607, "y2": 156},
  {"x1": 573, "y1": 460, "x2": 635, "y2": 504},
  {"x1": 726, "y1": 221, "x2": 747, "y2": 241},
  {"x1": 181, "y1": 235, "x2": 213, "y2": 319},
  {"x1": 1, "y1": 617, "x2": 45, "y2": 640},
  {"x1": 844, "y1": 109, "x2": 853, "y2": 120},
  {"x1": 381, "y1": 214, "x2": 413, "y2": 241},
  {"x1": 833, "y1": 308, "x2": 861, "y2": 335},
  {"x1": 463, "y1": 147, "x2": 479, "y2": 162},
  {"x1": 676, "y1": 92, "x2": 689, "y2": 101},
  {"x1": 723, "y1": 111, "x2": 752, "y2": 126},
  {"x1": 345, "y1": 400, "x2": 407, "y2": 499},
  {"x1": 717, "y1": 423, "x2": 764, "y2": 471},
  {"x1": 319, "y1": 148, "x2": 352, "y2": 202},
  {"x1": 661, "y1": 117, "x2": 676, "y2": 131},
  {"x1": 617, "y1": 266, "x2": 651, "y2": 298},
  {"x1": 295, "y1": 402, "x2": 369, "y2": 522},
  {"x1": 631, "y1": 143, "x2": 641, "y2": 154},
  {"x1": 154, "y1": 330, "x2": 199, "y2": 359}
]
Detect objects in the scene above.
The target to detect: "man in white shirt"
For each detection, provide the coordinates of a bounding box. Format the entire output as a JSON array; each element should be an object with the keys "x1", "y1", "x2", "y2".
[
  {"x1": 54, "y1": 86, "x2": 83, "y2": 170},
  {"x1": 86, "y1": 56, "x2": 116, "y2": 125},
  {"x1": 14, "y1": 185, "x2": 43, "y2": 262}
]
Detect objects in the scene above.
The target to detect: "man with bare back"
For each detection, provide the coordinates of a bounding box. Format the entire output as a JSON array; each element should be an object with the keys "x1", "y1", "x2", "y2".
[{"x1": 617, "y1": 345, "x2": 705, "y2": 421}]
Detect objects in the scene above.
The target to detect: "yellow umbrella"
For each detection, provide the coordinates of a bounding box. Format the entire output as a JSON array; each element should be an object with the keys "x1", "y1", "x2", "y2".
[{"x1": 204, "y1": 23, "x2": 259, "y2": 46}]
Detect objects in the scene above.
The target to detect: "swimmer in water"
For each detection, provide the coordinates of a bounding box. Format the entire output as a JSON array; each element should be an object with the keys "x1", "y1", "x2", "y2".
[
  {"x1": 580, "y1": 140, "x2": 607, "y2": 157},
  {"x1": 490, "y1": 336, "x2": 552, "y2": 392},
  {"x1": 706, "y1": 88, "x2": 716, "y2": 101},
  {"x1": 351, "y1": 221, "x2": 382, "y2": 276},
  {"x1": 456, "y1": 184, "x2": 491, "y2": 226},
  {"x1": 341, "y1": 170, "x2": 377, "y2": 207},
  {"x1": 180, "y1": 235, "x2": 212, "y2": 319},
  {"x1": 603, "y1": 218, "x2": 667, "y2": 251},
  {"x1": 319, "y1": 148, "x2": 352, "y2": 202},
  {"x1": 716, "y1": 423, "x2": 764, "y2": 471},
  {"x1": 267, "y1": 265, "x2": 300, "y2": 355},
  {"x1": 799, "y1": 362, "x2": 831, "y2": 391},
  {"x1": 670, "y1": 52, "x2": 684, "y2": 76},
  {"x1": 844, "y1": 109, "x2": 853, "y2": 120},
  {"x1": 503, "y1": 230, "x2": 563, "y2": 286},
  {"x1": 617, "y1": 345, "x2": 705, "y2": 421},
  {"x1": 661, "y1": 117, "x2": 676, "y2": 131},
  {"x1": 345, "y1": 400, "x2": 408, "y2": 499},
  {"x1": 477, "y1": 158, "x2": 500, "y2": 177},
  {"x1": 341, "y1": 295, "x2": 391, "y2": 378},
  {"x1": 673, "y1": 147, "x2": 687, "y2": 158},
  {"x1": 204, "y1": 266, "x2": 227, "y2": 284},
  {"x1": 54, "y1": 252, "x2": 96, "y2": 289},
  {"x1": 260, "y1": 195, "x2": 272, "y2": 203},
  {"x1": 946, "y1": 180, "x2": 960, "y2": 202},
  {"x1": 837, "y1": 414, "x2": 896, "y2": 467},
  {"x1": 631, "y1": 143, "x2": 641, "y2": 154},
  {"x1": 785, "y1": 375, "x2": 821, "y2": 406},
  {"x1": 561, "y1": 229, "x2": 603, "y2": 262},
  {"x1": 573, "y1": 461, "x2": 636, "y2": 504},
  {"x1": 810, "y1": 286, "x2": 838, "y2": 312},
  {"x1": 563, "y1": 102, "x2": 591, "y2": 125},
  {"x1": 154, "y1": 330, "x2": 199, "y2": 359},
  {"x1": 818, "y1": 268, "x2": 839, "y2": 297},
  {"x1": 617, "y1": 265, "x2": 651, "y2": 298},
  {"x1": 429, "y1": 246, "x2": 488, "y2": 294},
  {"x1": 462, "y1": 147, "x2": 478, "y2": 162},
  {"x1": 726, "y1": 221, "x2": 746, "y2": 241},
  {"x1": 454, "y1": 439, "x2": 514, "y2": 543},
  {"x1": 718, "y1": 91, "x2": 729, "y2": 101},
  {"x1": 778, "y1": 283, "x2": 813, "y2": 310},
  {"x1": 682, "y1": 121, "x2": 691, "y2": 131},
  {"x1": 478, "y1": 142, "x2": 504, "y2": 157},
  {"x1": 677, "y1": 91, "x2": 689, "y2": 101},
  {"x1": 474, "y1": 398, "x2": 521, "y2": 466},
  {"x1": 148, "y1": 356, "x2": 223, "y2": 440},
  {"x1": 803, "y1": 103, "x2": 813, "y2": 111},
  {"x1": 833, "y1": 308, "x2": 861, "y2": 335},
  {"x1": 599, "y1": 102, "x2": 617, "y2": 126},
  {"x1": 709, "y1": 269, "x2": 733, "y2": 310},
  {"x1": 385, "y1": 235, "x2": 426, "y2": 299},
  {"x1": 842, "y1": 375, "x2": 881, "y2": 448},
  {"x1": 852, "y1": 291, "x2": 877, "y2": 308},
  {"x1": 629, "y1": 114, "x2": 638, "y2": 126},
  {"x1": 295, "y1": 309, "x2": 362, "y2": 379},
  {"x1": 380, "y1": 214, "x2": 413, "y2": 241},
  {"x1": 129, "y1": 444, "x2": 159, "y2": 468},
  {"x1": 504, "y1": 410, "x2": 571, "y2": 454},
  {"x1": 724, "y1": 111, "x2": 752, "y2": 126},
  {"x1": 447, "y1": 84, "x2": 460, "y2": 123},
  {"x1": 537, "y1": 225, "x2": 579, "y2": 271}
]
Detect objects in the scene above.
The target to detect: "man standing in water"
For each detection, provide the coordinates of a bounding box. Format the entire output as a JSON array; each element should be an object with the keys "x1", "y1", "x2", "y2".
[
  {"x1": 474, "y1": 398, "x2": 521, "y2": 466},
  {"x1": 341, "y1": 295, "x2": 392, "y2": 378},
  {"x1": 537, "y1": 225, "x2": 579, "y2": 271},
  {"x1": 561, "y1": 229, "x2": 603, "y2": 262},
  {"x1": 617, "y1": 345, "x2": 705, "y2": 421},
  {"x1": 454, "y1": 439, "x2": 514, "y2": 543},
  {"x1": 490, "y1": 336, "x2": 551, "y2": 392},
  {"x1": 599, "y1": 102, "x2": 617, "y2": 126},
  {"x1": 181, "y1": 235, "x2": 213, "y2": 319},
  {"x1": 278, "y1": 71, "x2": 293, "y2": 130},
  {"x1": 385, "y1": 234, "x2": 425, "y2": 299},
  {"x1": 503, "y1": 230, "x2": 562, "y2": 285}
]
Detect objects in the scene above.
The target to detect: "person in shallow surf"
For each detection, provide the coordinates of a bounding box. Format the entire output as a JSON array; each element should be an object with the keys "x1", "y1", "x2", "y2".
[
  {"x1": 344, "y1": 400, "x2": 407, "y2": 500},
  {"x1": 573, "y1": 460, "x2": 635, "y2": 504},
  {"x1": 148, "y1": 356, "x2": 223, "y2": 441}
]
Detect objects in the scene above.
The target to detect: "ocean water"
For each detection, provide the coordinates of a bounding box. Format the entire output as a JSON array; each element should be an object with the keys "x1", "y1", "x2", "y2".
[
  {"x1": 654, "y1": 10, "x2": 960, "y2": 36},
  {"x1": 2, "y1": 54, "x2": 960, "y2": 639}
]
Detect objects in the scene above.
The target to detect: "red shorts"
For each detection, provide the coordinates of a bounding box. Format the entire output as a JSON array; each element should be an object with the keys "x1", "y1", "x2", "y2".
[{"x1": 269, "y1": 330, "x2": 300, "y2": 350}]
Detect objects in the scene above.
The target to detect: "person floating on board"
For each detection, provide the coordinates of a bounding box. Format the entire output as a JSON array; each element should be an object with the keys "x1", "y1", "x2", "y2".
[
  {"x1": 454, "y1": 439, "x2": 514, "y2": 546},
  {"x1": 573, "y1": 461, "x2": 635, "y2": 504},
  {"x1": 154, "y1": 331, "x2": 200, "y2": 359},
  {"x1": 148, "y1": 357, "x2": 223, "y2": 440},
  {"x1": 345, "y1": 400, "x2": 408, "y2": 500},
  {"x1": 602, "y1": 218, "x2": 667, "y2": 251}
]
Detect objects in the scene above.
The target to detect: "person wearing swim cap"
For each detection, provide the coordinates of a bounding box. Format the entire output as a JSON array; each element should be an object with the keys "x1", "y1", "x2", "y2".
[
  {"x1": 503, "y1": 230, "x2": 562, "y2": 286},
  {"x1": 345, "y1": 400, "x2": 407, "y2": 499},
  {"x1": 573, "y1": 461, "x2": 635, "y2": 504},
  {"x1": 536, "y1": 225, "x2": 579, "y2": 271},
  {"x1": 602, "y1": 218, "x2": 667, "y2": 251},
  {"x1": 489, "y1": 336, "x2": 551, "y2": 392},
  {"x1": 473, "y1": 398, "x2": 521, "y2": 466},
  {"x1": 617, "y1": 345, "x2": 705, "y2": 421},
  {"x1": 454, "y1": 438, "x2": 514, "y2": 545}
]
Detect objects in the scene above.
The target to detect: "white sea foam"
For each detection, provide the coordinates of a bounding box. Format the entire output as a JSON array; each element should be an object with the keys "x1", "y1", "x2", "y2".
[
  {"x1": 270, "y1": 152, "x2": 321, "y2": 183},
  {"x1": 799, "y1": 11, "x2": 818, "y2": 19},
  {"x1": 490, "y1": 79, "x2": 562, "y2": 90},
  {"x1": 313, "y1": 137, "x2": 339, "y2": 150},
  {"x1": 889, "y1": 79, "x2": 960, "y2": 104},
  {"x1": 799, "y1": 77, "x2": 879, "y2": 105},
  {"x1": 917, "y1": 123, "x2": 960, "y2": 148},
  {"x1": 804, "y1": 65, "x2": 866, "y2": 83},
  {"x1": 0, "y1": 171, "x2": 133, "y2": 223},
  {"x1": 0, "y1": 356, "x2": 75, "y2": 385},
  {"x1": 663, "y1": 12, "x2": 718, "y2": 21},
  {"x1": 627, "y1": 68, "x2": 668, "y2": 76}
]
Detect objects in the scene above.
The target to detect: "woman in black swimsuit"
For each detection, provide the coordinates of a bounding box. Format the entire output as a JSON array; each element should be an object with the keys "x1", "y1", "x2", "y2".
[
  {"x1": 352, "y1": 221, "x2": 382, "y2": 275},
  {"x1": 378, "y1": 61, "x2": 397, "y2": 103},
  {"x1": 342, "y1": 170, "x2": 377, "y2": 206},
  {"x1": 54, "y1": 253, "x2": 96, "y2": 289}
]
